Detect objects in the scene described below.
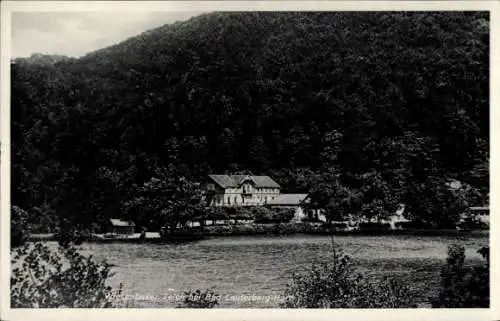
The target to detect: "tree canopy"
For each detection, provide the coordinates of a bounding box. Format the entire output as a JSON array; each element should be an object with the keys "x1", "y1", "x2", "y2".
[{"x1": 11, "y1": 12, "x2": 489, "y2": 230}]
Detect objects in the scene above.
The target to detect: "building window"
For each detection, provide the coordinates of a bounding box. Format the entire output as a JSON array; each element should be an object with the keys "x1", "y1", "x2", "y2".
[
  {"x1": 228, "y1": 196, "x2": 231, "y2": 205},
  {"x1": 234, "y1": 196, "x2": 237, "y2": 204}
]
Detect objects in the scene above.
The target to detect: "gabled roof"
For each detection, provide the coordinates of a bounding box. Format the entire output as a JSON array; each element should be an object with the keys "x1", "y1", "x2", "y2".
[
  {"x1": 208, "y1": 175, "x2": 237, "y2": 188},
  {"x1": 231, "y1": 175, "x2": 250, "y2": 183},
  {"x1": 251, "y1": 176, "x2": 280, "y2": 188},
  {"x1": 266, "y1": 194, "x2": 308, "y2": 206},
  {"x1": 110, "y1": 218, "x2": 135, "y2": 227},
  {"x1": 208, "y1": 175, "x2": 280, "y2": 188}
]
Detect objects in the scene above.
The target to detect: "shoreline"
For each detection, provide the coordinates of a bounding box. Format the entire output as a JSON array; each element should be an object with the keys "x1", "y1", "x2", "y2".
[{"x1": 27, "y1": 225, "x2": 489, "y2": 243}]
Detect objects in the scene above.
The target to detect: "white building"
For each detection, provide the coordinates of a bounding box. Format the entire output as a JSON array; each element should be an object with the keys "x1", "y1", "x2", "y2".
[
  {"x1": 206, "y1": 174, "x2": 281, "y2": 206},
  {"x1": 205, "y1": 174, "x2": 310, "y2": 216}
]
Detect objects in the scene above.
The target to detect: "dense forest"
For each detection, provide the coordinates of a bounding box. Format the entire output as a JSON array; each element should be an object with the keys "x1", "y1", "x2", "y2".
[{"x1": 11, "y1": 12, "x2": 489, "y2": 234}]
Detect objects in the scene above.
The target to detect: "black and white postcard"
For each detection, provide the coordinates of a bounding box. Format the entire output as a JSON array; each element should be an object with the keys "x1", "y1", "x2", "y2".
[{"x1": 0, "y1": 1, "x2": 498, "y2": 321}]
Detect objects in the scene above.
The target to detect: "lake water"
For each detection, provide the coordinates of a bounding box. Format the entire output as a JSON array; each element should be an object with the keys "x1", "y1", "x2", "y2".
[{"x1": 71, "y1": 234, "x2": 487, "y2": 308}]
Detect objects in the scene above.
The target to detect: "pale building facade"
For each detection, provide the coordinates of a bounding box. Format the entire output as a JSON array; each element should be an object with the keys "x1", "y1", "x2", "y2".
[{"x1": 206, "y1": 175, "x2": 281, "y2": 206}]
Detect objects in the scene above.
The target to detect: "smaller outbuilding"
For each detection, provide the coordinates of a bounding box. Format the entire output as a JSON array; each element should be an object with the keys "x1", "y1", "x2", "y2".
[
  {"x1": 265, "y1": 193, "x2": 316, "y2": 221},
  {"x1": 108, "y1": 218, "x2": 136, "y2": 235},
  {"x1": 462, "y1": 206, "x2": 489, "y2": 227}
]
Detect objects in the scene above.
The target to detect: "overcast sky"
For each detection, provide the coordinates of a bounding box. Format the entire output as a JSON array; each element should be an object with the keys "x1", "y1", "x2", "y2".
[{"x1": 11, "y1": 11, "x2": 207, "y2": 58}]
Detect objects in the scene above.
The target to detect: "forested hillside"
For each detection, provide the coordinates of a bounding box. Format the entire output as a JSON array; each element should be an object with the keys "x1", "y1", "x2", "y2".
[{"x1": 11, "y1": 12, "x2": 489, "y2": 232}]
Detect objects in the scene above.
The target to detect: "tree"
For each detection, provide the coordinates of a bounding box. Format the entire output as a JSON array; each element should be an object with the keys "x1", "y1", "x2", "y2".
[
  {"x1": 319, "y1": 130, "x2": 343, "y2": 172},
  {"x1": 306, "y1": 176, "x2": 361, "y2": 223},
  {"x1": 357, "y1": 171, "x2": 399, "y2": 222},
  {"x1": 122, "y1": 166, "x2": 204, "y2": 231},
  {"x1": 11, "y1": 12, "x2": 488, "y2": 231},
  {"x1": 248, "y1": 135, "x2": 272, "y2": 172},
  {"x1": 464, "y1": 138, "x2": 489, "y2": 204},
  {"x1": 404, "y1": 176, "x2": 468, "y2": 228}
]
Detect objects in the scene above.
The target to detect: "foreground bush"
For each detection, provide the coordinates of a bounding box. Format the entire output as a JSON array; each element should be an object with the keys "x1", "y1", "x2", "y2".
[
  {"x1": 432, "y1": 245, "x2": 489, "y2": 308},
  {"x1": 11, "y1": 206, "x2": 29, "y2": 248},
  {"x1": 11, "y1": 242, "x2": 121, "y2": 308},
  {"x1": 282, "y1": 249, "x2": 416, "y2": 308}
]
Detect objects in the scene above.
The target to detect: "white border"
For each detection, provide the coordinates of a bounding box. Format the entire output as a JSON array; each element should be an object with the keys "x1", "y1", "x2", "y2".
[{"x1": 1, "y1": 2, "x2": 498, "y2": 321}]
